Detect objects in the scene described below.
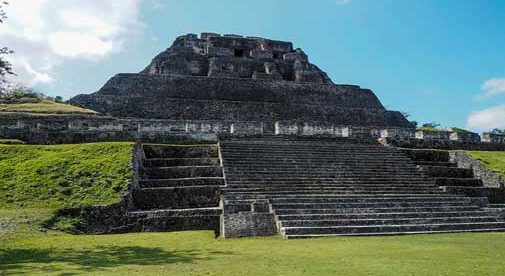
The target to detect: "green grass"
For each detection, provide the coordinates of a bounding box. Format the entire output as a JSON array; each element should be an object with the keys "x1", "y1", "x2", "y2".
[
  {"x1": 1, "y1": 220, "x2": 505, "y2": 276},
  {"x1": 0, "y1": 99, "x2": 97, "y2": 115},
  {"x1": 467, "y1": 151, "x2": 505, "y2": 178},
  {"x1": 416, "y1": 127, "x2": 447, "y2": 132},
  {"x1": 0, "y1": 142, "x2": 133, "y2": 209},
  {"x1": 0, "y1": 139, "x2": 25, "y2": 145}
]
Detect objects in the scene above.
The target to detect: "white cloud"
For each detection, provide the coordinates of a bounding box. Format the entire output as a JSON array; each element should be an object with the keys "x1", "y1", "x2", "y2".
[
  {"x1": 466, "y1": 105, "x2": 505, "y2": 132},
  {"x1": 0, "y1": 0, "x2": 143, "y2": 86},
  {"x1": 478, "y1": 77, "x2": 505, "y2": 98}
]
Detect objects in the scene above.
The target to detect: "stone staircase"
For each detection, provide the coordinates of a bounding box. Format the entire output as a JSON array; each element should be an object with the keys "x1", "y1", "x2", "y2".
[
  {"x1": 402, "y1": 149, "x2": 484, "y2": 189},
  {"x1": 123, "y1": 144, "x2": 224, "y2": 233},
  {"x1": 220, "y1": 136, "x2": 505, "y2": 238}
]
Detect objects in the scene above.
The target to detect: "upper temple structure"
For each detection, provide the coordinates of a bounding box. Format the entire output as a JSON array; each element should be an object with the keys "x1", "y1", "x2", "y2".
[{"x1": 69, "y1": 33, "x2": 410, "y2": 128}]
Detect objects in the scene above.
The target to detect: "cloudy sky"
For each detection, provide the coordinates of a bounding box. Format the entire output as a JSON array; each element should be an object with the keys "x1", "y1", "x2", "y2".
[{"x1": 1, "y1": 0, "x2": 504, "y2": 132}]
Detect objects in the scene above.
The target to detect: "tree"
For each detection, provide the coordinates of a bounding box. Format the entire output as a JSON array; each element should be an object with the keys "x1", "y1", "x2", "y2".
[
  {"x1": 421, "y1": 122, "x2": 441, "y2": 129},
  {"x1": 0, "y1": 1, "x2": 14, "y2": 95}
]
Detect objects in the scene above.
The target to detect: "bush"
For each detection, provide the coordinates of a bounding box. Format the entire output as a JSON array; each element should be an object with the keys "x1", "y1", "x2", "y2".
[{"x1": 0, "y1": 85, "x2": 64, "y2": 104}]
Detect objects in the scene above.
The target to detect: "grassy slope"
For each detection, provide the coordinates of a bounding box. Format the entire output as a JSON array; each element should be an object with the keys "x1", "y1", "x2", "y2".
[
  {"x1": 467, "y1": 151, "x2": 505, "y2": 177},
  {"x1": 0, "y1": 142, "x2": 132, "y2": 209},
  {"x1": 1, "y1": 229, "x2": 505, "y2": 275},
  {"x1": 0, "y1": 99, "x2": 97, "y2": 115}
]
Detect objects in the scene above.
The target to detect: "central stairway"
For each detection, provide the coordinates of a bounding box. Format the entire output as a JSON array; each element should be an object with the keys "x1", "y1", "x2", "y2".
[{"x1": 220, "y1": 136, "x2": 505, "y2": 238}]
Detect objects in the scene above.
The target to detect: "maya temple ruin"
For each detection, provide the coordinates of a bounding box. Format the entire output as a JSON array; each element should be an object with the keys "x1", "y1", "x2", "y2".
[{"x1": 2, "y1": 33, "x2": 505, "y2": 238}]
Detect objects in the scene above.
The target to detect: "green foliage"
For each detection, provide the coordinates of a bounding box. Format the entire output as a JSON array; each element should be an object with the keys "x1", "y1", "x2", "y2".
[
  {"x1": 421, "y1": 122, "x2": 441, "y2": 128},
  {"x1": 0, "y1": 85, "x2": 66, "y2": 106},
  {"x1": 467, "y1": 151, "x2": 505, "y2": 178},
  {"x1": 1, "y1": 225, "x2": 505, "y2": 275},
  {"x1": 0, "y1": 142, "x2": 133, "y2": 209},
  {"x1": 0, "y1": 1, "x2": 14, "y2": 93},
  {"x1": 416, "y1": 126, "x2": 446, "y2": 132}
]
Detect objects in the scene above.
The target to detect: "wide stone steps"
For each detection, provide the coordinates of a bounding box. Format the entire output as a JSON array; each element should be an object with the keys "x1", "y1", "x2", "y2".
[
  {"x1": 269, "y1": 196, "x2": 470, "y2": 204},
  {"x1": 276, "y1": 211, "x2": 493, "y2": 221},
  {"x1": 223, "y1": 194, "x2": 451, "y2": 201},
  {"x1": 270, "y1": 201, "x2": 476, "y2": 210},
  {"x1": 129, "y1": 143, "x2": 223, "y2": 233},
  {"x1": 279, "y1": 216, "x2": 500, "y2": 227},
  {"x1": 282, "y1": 222, "x2": 505, "y2": 237},
  {"x1": 435, "y1": 178, "x2": 483, "y2": 187},
  {"x1": 220, "y1": 138, "x2": 505, "y2": 238},
  {"x1": 274, "y1": 206, "x2": 483, "y2": 215}
]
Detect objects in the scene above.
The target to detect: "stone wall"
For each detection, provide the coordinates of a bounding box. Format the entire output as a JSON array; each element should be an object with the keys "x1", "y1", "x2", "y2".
[
  {"x1": 69, "y1": 74, "x2": 411, "y2": 127},
  {"x1": 450, "y1": 151, "x2": 505, "y2": 188}
]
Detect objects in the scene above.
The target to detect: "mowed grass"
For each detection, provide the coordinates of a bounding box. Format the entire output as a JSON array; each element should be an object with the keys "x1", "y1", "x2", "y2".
[
  {"x1": 1, "y1": 225, "x2": 505, "y2": 275},
  {"x1": 0, "y1": 142, "x2": 133, "y2": 209},
  {"x1": 468, "y1": 151, "x2": 505, "y2": 178},
  {"x1": 0, "y1": 99, "x2": 97, "y2": 115}
]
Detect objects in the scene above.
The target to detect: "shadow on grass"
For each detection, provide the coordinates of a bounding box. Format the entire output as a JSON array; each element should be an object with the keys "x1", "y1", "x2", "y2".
[{"x1": 0, "y1": 246, "x2": 231, "y2": 275}]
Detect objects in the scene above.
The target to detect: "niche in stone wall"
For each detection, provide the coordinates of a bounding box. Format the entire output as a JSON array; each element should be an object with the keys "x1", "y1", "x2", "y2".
[{"x1": 234, "y1": 49, "x2": 245, "y2": 57}]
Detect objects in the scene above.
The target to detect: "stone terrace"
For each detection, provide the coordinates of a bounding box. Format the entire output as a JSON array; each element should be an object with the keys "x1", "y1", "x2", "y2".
[{"x1": 219, "y1": 136, "x2": 505, "y2": 238}]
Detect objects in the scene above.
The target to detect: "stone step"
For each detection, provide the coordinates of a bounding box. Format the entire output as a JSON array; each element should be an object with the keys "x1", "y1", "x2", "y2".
[
  {"x1": 271, "y1": 202, "x2": 476, "y2": 210},
  {"x1": 222, "y1": 156, "x2": 411, "y2": 161},
  {"x1": 221, "y1": 148, "x2": 408, "y2": 156},
  {"x1": 225, "y1": 180, "x2": 436, "y2": 185},
  {"x1": 223, "y1": 183, "x2": 438, "y2": 189},
  {"x1": 274, "y1": 206, "x2": 481, "y2": 215},
  {"x1": 143, "y1": 144, "x2": 218, "y2": 159},
  {"x1": 129, "y1": 207, "x2": 222, "y2": 217},
  {"x1": 420, "y1": 166, "x2": 474, "y2": 178},
  {"x1": 281, "y1": 222, "x2": 505, "y2": 236},
  {"x1": 223, "y1": 194, "x2": 451, "y2": 201},
  {"x1": 226, "y1": 174, "x2": 425, "y2": 179},
  {"x1": 224, "y1": 191, "x2": 446, "y2": 197},
  {"x1": 225, "y1": 167, "x2": 421, "y2": 172},
  {"x1": 435, "y1": 178, "x2": 483, "y2": 187},
  {"x1": 123, "y1": 207, "x2": 222, "y2": 233},
  {"x1": 279, "y1": 216, "x2": 500, "y2": 227},
  {"x1": 140, "y1": 177, "x2": 225, "y2": 188},
  {"x1": 269, "y1": 196, "x2": 470, "y2": 204},
  {"x1": 414, "y1": 161, "x2": 457, "y2": 167},
  {"x1": 224, "y1": 187, "x2": 439, "y2": 193},
  {"x1": 143, "y1": 158, "x2": 220, "y2": 167},
  {"x1": 133, "y1": 186, "x2": 220, "y2": 210},
  {"x1": 276, "y1": 211, "x2": 493, "y2": 221},
  {"x1": 143, "y1": 166, "x2": 223, "y2": 179},
  {"x1": 400, "y1": 149, "x2": 450, "y2": 162}
]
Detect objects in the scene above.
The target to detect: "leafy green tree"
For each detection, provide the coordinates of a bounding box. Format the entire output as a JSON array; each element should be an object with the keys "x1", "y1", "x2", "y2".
[
  {"x1": 421, "y1": 122, "x2": 441, "y2": 128},
  {"x1": 0, "y1": 1, "x2": 15, "y2": 95}
]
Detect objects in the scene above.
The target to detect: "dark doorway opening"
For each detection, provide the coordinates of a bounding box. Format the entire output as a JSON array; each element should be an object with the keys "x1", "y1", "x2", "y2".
[{"x1": 234, "y1": 49, "x2": 245, "y2": 57}]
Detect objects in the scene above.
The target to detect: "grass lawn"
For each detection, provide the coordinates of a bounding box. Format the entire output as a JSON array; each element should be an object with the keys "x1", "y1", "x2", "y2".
[
  {"x1": 0, "y1": 99, "x2": 97, "y2": 115},
  {"x1": 468, "y1": 151, "x2": 505, "y2": 178},
  {"x1": 1, "y1": 214, "x2": 505, "y2": 276},
  {"x1": 0, "y1": 142, "x2": 132, "y2": 209}
]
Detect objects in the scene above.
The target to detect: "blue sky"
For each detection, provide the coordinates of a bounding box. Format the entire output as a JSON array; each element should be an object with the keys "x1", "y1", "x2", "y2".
[{"x1": 1, "y1": 0, "x2": 504, "y2": 132}]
